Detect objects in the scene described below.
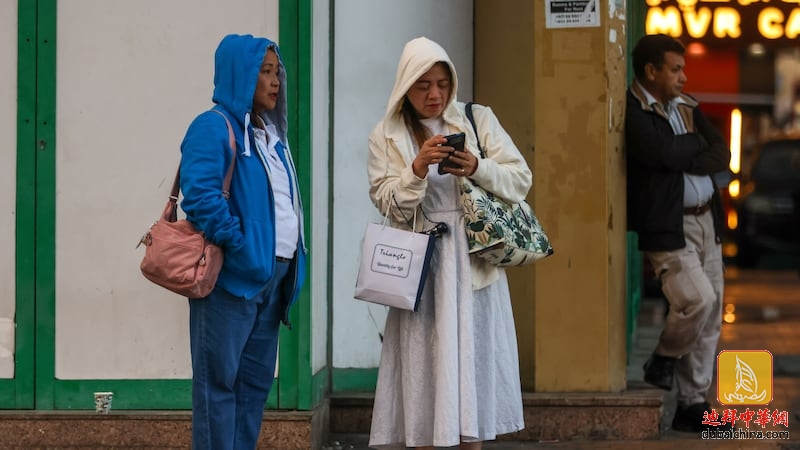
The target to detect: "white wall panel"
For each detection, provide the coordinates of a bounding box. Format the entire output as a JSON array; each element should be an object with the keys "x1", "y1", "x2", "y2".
[
  {"x1": 55, "y1": 0, "x2": 279, "y2": 379},
  {"x1": 311, "y1": 0, "x2": 331, "y2": 373},
  {"x1": 0, "y1": 0, "x2": 18, "y2": 379},
  {"x1": 332, "y1": 0, "x2": 473, "y2": 368}
]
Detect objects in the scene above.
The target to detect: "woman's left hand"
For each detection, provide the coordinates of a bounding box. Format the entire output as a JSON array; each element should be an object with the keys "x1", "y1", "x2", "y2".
[{"x1": 442, "y1": 148, "x2": 478, "y2": 177}]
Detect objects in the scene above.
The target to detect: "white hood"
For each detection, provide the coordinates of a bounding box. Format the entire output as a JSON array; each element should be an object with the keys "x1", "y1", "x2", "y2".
[{"x1": 384, "y1": 37, "x2": 459, "y2": 122}]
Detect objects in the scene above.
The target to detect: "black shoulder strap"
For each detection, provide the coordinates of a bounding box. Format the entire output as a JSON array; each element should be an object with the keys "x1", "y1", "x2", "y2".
[{"x1": 465, "y1": 102, "x2": 486, "y2": 159}]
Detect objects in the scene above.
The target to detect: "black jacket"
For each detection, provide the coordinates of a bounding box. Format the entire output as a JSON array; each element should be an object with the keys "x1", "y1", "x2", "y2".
[{"x1": 625, "y1": 83, "x2": 730, "y2": 251}]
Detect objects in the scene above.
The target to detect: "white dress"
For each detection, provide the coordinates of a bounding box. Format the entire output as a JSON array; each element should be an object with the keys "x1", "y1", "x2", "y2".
[{"x1": 368, "y1": 119, "x2": 525, "y2": 449}]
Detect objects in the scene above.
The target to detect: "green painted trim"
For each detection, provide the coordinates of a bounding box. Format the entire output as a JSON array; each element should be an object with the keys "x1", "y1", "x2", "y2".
[
  {"x1": 277, "y1": 0, "x2": 316, "y2": 411},
  {"x1": 626, "y1": 1, "x2": 646, "y2": 83},
  {"x1": 310, "y1": 367, "x2": 329, "y2": 406},
  {"x1": 332, "y1": 368, "x2": 378, "y2": 393},
  {"x1": 34, "y1": 0, "x2": 57, "y2": 410},
  {"x1": 277, "y1": 0, "x2": 299, "y2": 410},
  {"x1": 3, "y1": 0, "x2": 39, "y2": 410},
  {"x1": 625, "y1": 0, "x2": 646, "y2": 365},
  {"x1": 49, "y1": 379, "x2": 277, "y2": 410},
  {"x1": 266, "y1": 385, "x2": 278, "y2": 409},
  {"x1": 294, "y1": 0, "x2": 315, "y2": 412},
  {"x1": 53, "y1": 380, "x2": 191, "y2": 410},
  {"x1": 625, "y1": 232, "x2": 642, "y2": 364},
  {"x1": 0, "y1": 382, "x2": 16, "y2": 405}
]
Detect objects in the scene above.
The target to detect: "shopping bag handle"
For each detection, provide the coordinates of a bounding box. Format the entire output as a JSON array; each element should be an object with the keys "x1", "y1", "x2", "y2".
[{"x1": 384, "y1": 194, "x2": 419, "y2": 233}]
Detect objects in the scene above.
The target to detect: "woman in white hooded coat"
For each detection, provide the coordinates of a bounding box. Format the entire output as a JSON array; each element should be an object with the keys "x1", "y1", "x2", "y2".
[{"x1": 367, "y1": 37, "x2": 530, "y2": 449}]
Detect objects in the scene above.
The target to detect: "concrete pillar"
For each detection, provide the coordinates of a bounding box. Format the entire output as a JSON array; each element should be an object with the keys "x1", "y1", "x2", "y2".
[
  {"x1": 476, "y1": 0, "x2": 628, "y2": 393},
  {"x1": 531, "y1": 2, "x2": 629, "y2": 393}
]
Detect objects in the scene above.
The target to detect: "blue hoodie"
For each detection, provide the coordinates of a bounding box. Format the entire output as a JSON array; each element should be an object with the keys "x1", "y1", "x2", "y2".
[{"x1": 179, "y1": 34, "x2": 306, "y2": 327}]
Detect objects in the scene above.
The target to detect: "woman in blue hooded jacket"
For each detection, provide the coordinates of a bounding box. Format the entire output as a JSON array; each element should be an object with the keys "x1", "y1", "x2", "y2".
[{"x1": 179, "y1": 34, "x2": 307, "y2": 450}]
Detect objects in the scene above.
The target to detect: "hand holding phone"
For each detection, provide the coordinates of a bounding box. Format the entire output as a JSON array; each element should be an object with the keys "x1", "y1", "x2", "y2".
[{"x1": 437, "y1": 132, "x2": 466, "y2": 175}]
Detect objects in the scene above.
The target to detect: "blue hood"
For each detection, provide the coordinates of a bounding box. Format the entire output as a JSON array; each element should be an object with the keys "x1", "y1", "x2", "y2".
[{"x1": 211, "y1": 34, "x2": 289, "y2": 143}]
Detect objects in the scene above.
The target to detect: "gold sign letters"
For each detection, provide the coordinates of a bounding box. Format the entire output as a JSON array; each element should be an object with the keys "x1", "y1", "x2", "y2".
[{"x1": 646, "y1": 0, "x2": 800, "y2": 41}]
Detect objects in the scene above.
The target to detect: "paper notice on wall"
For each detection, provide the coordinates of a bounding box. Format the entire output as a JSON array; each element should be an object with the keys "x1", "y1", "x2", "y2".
[
  {"x1": 0, "y1": 317, "x2": 13, "y2": 378},
  {"x1": 545, "y1": 0, "x2": 600, "y2": 29}
]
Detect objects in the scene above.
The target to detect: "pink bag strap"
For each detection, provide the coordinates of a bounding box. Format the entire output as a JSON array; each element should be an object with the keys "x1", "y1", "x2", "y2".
[
  {"x1": 211, "y1": 110, "x2": 237, "y2": 199},
  {"x1": 169, "y1": 110, "x2": 237, "y2": 208}
]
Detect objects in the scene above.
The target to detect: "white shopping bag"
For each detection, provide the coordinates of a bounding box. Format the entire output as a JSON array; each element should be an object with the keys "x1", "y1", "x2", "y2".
[{"x1": 354, "y1": 222, "x2": 435, "y2": 311}]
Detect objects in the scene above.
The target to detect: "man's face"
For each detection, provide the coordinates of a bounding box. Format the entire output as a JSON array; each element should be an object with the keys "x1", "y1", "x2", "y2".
[
  {"x1": 645, "y1": 51, "x2": 686, "y2": 104},
  {"x1": 252, "y1": 49, "x2": 280, "y2": 113}
]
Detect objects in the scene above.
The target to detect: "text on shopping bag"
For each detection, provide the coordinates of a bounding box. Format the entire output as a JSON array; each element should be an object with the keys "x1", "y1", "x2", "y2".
[{"x1": 371, "y1": 244, "x2": 414, "y2": 277}]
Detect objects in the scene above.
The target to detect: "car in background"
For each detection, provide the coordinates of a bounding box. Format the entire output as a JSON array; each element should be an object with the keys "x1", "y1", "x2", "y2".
[{"x1": 733, "y1": 137, "x2": 800, "y2": 267}]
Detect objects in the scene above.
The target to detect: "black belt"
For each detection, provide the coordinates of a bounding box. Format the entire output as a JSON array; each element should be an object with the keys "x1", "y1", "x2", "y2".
[
  {"x1": 684, "y1": 200, "x2": 712, "y2": 215},
  {"x1": 276, "y1": 256, "x2": 292, "y2": 263}
]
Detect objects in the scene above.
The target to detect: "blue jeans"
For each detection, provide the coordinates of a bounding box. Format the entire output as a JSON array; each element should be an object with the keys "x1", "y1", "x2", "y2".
[{"x1": 189, "y1": 261, "x2": 290, "y2": 450}]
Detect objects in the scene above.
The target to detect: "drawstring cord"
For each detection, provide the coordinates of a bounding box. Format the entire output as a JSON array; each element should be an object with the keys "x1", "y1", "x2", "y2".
[{"x1": 391, "y1": 195, "x2": 448, "y2": 237}]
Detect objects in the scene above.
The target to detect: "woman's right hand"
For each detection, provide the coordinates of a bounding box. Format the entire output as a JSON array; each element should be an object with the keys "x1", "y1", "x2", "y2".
[{"x1": 411, "y1": 135, "x2": 450, "y2": 178}]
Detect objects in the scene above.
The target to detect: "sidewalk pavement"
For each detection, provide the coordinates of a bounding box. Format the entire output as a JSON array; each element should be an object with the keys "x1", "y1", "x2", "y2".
[
  {"x1": 487, "y1": 268, "x2": 800, "y2": 449},
  {"x1": 329, "y1": 268, "x2": 800, "y2": 449}
]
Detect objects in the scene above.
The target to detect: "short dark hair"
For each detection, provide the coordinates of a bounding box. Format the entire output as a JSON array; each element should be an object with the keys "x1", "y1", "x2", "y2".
[{"x1": 632, "y1": 34, "x2": 685, "y2": 80}]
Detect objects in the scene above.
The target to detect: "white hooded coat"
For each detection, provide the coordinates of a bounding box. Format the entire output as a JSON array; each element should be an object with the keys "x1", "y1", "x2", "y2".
[
  {"x1": 367, "y1": 37, "x2": 527, "y2": 448},
  {"x1": 367, "y1": 37, "x2": 532, "y2": 290}
]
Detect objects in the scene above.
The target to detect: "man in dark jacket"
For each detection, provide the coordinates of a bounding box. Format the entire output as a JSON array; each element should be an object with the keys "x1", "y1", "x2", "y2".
[{"x1": 626, "y1": 34, "x2": 731, "y2": 433}]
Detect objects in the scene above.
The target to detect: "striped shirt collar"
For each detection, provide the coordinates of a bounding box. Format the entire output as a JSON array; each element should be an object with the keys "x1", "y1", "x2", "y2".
[{"x1": 635, "y1": 80, "x2": 686, "y2": 112}]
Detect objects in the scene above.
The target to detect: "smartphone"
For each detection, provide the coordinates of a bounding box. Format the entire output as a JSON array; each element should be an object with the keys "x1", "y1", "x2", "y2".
[{"x1": 437, "y1": 132, "x2": 466, "y2": 175}]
